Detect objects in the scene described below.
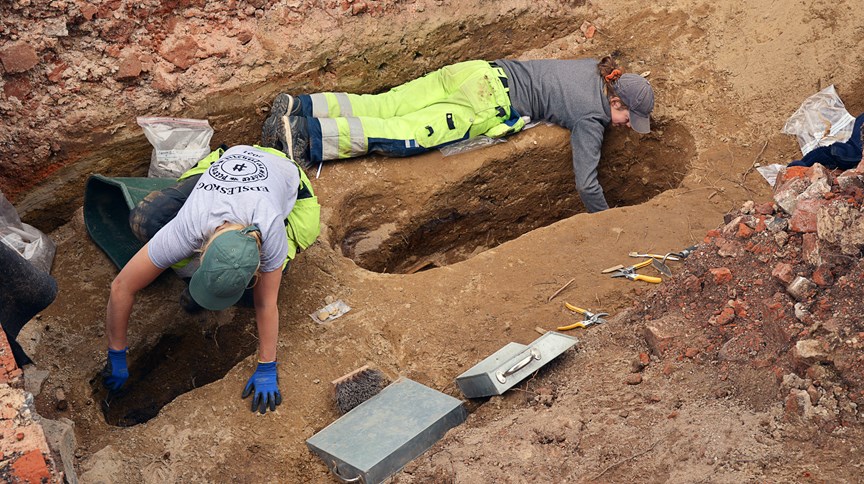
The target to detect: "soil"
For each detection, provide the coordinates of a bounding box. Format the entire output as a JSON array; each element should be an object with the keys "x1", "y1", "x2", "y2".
[{"x1": 4, "y1": 0, "x2": 864, "y2": 483}]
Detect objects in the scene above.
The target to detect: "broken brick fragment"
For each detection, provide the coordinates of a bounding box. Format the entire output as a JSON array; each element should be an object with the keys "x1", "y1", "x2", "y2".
[
  {"x1": 812, "y1": 265, "x2": 834, "y2": 287},
  {"x1": 772, "y1": 262, "x2": 794, "y2": 284},
  {"x1": 709, "y1": 267, "x2": 732, "y2": 284},
  {"x1": 709, "y1": 307, "x2": 736, "y2": 326},
  {"x1": 10, "y1": 450, "x2": 51, "y2": 484},
  {"x1": 736, "y1": 223, "x2": 754, "y2": 239}
]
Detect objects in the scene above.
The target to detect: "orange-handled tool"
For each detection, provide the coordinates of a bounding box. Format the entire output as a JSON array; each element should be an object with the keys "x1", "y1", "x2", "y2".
[{"x1": 557, "y1": 303, "x2": 608, "y2": 331}]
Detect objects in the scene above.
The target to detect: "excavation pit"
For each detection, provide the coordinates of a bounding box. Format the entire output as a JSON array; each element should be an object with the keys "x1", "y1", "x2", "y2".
[
  {"x1": 336, "y1": 119, "x2": 696, "y2": 273},
  {"x1": 96, "y1": 315, "x2": 257, "y2": 427}
]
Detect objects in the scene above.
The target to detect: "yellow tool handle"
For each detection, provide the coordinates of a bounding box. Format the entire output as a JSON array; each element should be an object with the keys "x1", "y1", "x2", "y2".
[
  {"x1": 633, "y1": 274, "x2": 662, "y2": 283},
  {"x1": 564, "y1": 302, "x2": 587, "y2": 314},
  {"x1": 556, "y1": 322, "x2": 587, "y2": 331},
  {"x1": 632, "y1": 259, "x2": 654, "y2": 270}
]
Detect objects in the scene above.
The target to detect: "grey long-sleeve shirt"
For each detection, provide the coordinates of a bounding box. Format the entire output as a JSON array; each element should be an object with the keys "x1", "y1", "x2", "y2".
[{"x1": 495, "y1": 58, "x2": 611, "y2": 212}]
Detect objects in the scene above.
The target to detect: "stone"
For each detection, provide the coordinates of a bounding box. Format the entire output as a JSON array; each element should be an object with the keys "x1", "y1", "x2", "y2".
[
  {"x1": 785, "y1": 389, "x2": 814, "y2": 420},
  {"x1": 625, "y1": 374, "x2": 642, "y2": 385},
  {"x1": 801, "y1": 233, "x2": 822, "y2": 266},
  {"x1": 794, "y1": 339, "x2": 829, "y2": 363},
  {"x1": 116, "y1": 54, "x2": 142, "y2": 80},
  {"x1": 0, "y1": 42, "x2": 39, "y2": 73},
  {"x1": 41, "y1": 417, "x2": 77, "y2": 484},
  {"x1": 22, "y1": 365, "x2": 50, "y2": 397},
  {"x1": 816, "y1": 201, "x2": 864, "y2": 255},
  {"x1": 786, "y1": 276, "x2": 816, "y2": 301},
  {"x1": 159, "y1": 35, "x2": 200, "y2": 70}
]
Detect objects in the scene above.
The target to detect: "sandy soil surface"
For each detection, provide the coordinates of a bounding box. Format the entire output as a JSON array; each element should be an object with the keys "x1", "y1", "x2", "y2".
[{"x1": 4, "y1": 0, "x2": 864, "y2": 482}]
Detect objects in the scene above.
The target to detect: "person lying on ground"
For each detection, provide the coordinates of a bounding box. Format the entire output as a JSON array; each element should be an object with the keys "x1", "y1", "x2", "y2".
[
  {"x1": 787, "y1": 113, "x2": 864, "y2": 171},
  {"x1": 102, "y1": 145, "x2": 320, "y2": 415},
  {"x1": 261, "y1": 56, "x2": 654, "y2": 213}
]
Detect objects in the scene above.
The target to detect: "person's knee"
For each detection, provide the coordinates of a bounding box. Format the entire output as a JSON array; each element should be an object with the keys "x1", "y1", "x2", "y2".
[
  {"x1": 129, "y1": 191, "x2": 175, "y2": 242},
  {"x1": 128, "y1": 177, "x2": 199, "y2": 242}
]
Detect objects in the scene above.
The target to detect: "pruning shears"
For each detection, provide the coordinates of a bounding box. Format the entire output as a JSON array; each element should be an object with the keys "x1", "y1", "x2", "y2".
[
  {"x1": 557, "y1": 302, "x2": 608, "y2": 331},
  {"x1": 610, "y1": 259, "x2": 662, "y2": 284}
]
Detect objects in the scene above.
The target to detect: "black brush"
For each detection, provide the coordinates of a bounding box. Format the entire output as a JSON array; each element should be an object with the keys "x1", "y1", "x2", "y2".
[{"x1": 331, "y1": 365, "x2": 390, "y2": 415}]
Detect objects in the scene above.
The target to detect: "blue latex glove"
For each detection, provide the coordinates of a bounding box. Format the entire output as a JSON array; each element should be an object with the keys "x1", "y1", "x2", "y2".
[
  {"x1": 242, "y1": 361, "x2": 282, "y2": 414},
  {"x1": 101, "y1": 347, "x2": 129, "y2": 391}
]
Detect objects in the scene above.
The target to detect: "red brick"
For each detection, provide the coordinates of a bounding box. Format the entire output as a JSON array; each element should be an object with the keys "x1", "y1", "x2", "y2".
[
  {"x1": 812, "y1": 265, "x2": 834, "y2": 287},
  {"x1": 685, "y1": 347, "x2": 700, "y2": 358},
  {"x1": 11, "y1": 450, "x2": 51, "y2": 484},
  {"x1": 709, "y1": 307, "x2": 736, "y2": 326},
  {"x1": 778, "y1": 166, "x2": 810, "y2": 183},
  {"x1": 643, "y1": 316, "x2": 685, "y2": 355},
  {"x1": 0, "y1": 41, "x2": 39, "y2": 74},
  {"x1": 0, "y1": 330, "x2": 21, "y2": 386},
  {"x1": 789, "y1": 199, "x2": 823, "y2": 233},
  {"x1": 755, "y1": 202, "x2": 775, "y2": 215},
  {"x1": 772, "y1": 262, "x2": 794, "y2": 284},
  {"x1": 709, "y1": 267, "x2": 733, "y2": 284},
  {"x1": 754, "y1": 216, "x2": 768, "y2": 232},
  {"x1": 736, "y1": 223, "x2": 754, "y2": 239}
]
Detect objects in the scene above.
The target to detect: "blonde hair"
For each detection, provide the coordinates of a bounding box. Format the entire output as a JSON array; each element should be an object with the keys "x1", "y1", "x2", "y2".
[{"x1": 200, "y1": 222, "x2": 263, "y2": 285}]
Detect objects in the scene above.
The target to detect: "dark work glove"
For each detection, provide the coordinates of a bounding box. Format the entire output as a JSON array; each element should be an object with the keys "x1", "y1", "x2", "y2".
[
  {"x1": 101, "y1": 347, "x2": 129, "y2": 391},
  {"x1": 242, "y1": 361, "x2": 282, "y2": 414}
]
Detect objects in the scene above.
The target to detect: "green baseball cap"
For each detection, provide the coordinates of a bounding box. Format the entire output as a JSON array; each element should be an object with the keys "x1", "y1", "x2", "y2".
[{"x1": 189, "y1": 225, "x2": 261, "y2": 311}]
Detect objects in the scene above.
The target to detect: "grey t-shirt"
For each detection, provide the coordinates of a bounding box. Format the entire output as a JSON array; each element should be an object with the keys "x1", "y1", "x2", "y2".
[
  {"x1": 148, "y1": 145, "x2": 300, "y2": 273},
  {"x1": 495, "y1": 58, "x2": 612, "y2": 212}
]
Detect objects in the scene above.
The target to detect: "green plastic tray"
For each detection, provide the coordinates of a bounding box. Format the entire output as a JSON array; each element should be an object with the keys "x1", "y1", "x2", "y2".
[{"x1": 83, "y1": 175, "x2": 176, "y2": 269}]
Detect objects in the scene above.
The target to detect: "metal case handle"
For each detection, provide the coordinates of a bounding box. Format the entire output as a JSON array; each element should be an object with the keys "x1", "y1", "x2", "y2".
[
  {"x1": 495, "y1": 347, "x2": 542, "y2": 383},
  {"x1": 327, "y1": 459, "x2": 365, "y2": 483}
]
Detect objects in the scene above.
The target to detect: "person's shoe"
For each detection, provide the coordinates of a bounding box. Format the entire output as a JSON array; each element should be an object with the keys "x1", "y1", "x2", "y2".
[
  {"x1": 270, "y1": 93, "x2": 300, "y2": 118},
  {"x1": 261, "y1": 94, "x2": 297, "y2": 149},
  {"x1": 285, "y1": 115, "x2": 311, "y2": 168},
  {"x1": 262, "y1": 113, "x2": 311, "y2": 167}
]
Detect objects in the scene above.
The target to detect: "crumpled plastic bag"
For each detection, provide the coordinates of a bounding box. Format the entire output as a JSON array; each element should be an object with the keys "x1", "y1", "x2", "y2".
[
  {"x1": 782, "y1": 85, "x2": 856, "y2": 156},
  {"x1": 0, "y1": 190, "x2": 55, "y2": 273},
  {"x1": 137, "y1": 117, "x2": 214, "y2": 178}
]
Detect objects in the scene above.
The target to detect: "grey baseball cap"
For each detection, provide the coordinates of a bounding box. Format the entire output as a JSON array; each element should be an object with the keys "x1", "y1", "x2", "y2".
[{"x1": 615, "y1": 73, "x2": 654, "y2": 134}]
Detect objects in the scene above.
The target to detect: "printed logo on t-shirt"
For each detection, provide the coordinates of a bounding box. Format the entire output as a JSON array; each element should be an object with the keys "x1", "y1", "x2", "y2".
[{"x1": 208, "y1": 152, "x2": 269, "y2": 183}]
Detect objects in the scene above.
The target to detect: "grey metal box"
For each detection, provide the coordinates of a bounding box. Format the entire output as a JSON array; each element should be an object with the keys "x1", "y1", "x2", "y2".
[
  {"x1": 306, "y1": 378, "x2": 466, "y2": 484},
  {"x1": 456, "y1": 331, "x2": 579, "y2": 398}
]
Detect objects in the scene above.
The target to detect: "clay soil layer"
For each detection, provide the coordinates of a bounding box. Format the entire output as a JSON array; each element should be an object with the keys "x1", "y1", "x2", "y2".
[{"x1": 3, "y1": 0, "x2": 864, "y2": 482}]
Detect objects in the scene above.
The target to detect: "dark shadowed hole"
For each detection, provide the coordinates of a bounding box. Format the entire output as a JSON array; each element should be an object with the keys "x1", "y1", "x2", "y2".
[
  {"x1": 336, "y1": 119, "x2": 696, "y2": 273},
  {"x1": 96, "y1": 313, "x2": 257, "y2": 427}
]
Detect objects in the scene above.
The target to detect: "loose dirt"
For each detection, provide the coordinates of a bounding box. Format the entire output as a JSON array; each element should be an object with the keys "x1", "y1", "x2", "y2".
[{"x1": 4, "y1": 0, "x2": 864, "y2": 482}]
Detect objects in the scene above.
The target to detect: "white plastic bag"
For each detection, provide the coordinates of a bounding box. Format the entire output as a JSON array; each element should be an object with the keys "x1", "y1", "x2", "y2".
[
  {"x1": 782, "y1": 85, "x2": 856, "y2": 156},
  {"x1": 137, "y1": 117, "x2": 214, "y2": 178},
  {"x1": 0, "y1": 190, "x2": 55, "y2": 273}
]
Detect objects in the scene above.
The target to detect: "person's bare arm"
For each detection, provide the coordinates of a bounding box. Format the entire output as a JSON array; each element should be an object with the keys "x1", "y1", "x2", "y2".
[
  {"x1": 253, "y1": 269, "x2": 283, "y2": 362},
  {"x1": 106, "y1": 244, "x2": 165, "y2": 350}
]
